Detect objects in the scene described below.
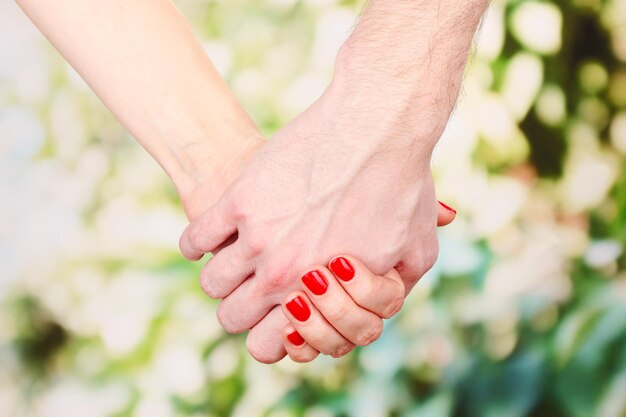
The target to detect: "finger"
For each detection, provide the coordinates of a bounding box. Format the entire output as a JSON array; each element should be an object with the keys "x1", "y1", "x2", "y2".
[
  {"x1": 299, "y1": 267, "x2": 384, "y2": 346},
  {"x1": 245, "y1": 305, "x2": 288, "y2": 364},
  {"x1": 283, "y1": 326, "x2": 320, "y2": 363},
  {"x1": 328, "y1": 256, "x2": 405, "y2": 319},
  {"x1": 395, "y1": 252, "x2": 435, "y2": 296},
  {"x1": 281, "y1": 291, "x2": 355, "y2": 358},
  {"x1": 215, "y1": 261, "x2": 306, "y2": 333},
  {"x1": 437, "y1": 200, "x2": 457, "y2": 227},
  {"x1": 215, "y1": 275, "x2": 276, "y2": 334},
  {"x1": 398, "y1": 225, "x2": 440, "y2": 295},
  {"x1": 199, "y1": 243, "x2": 254, "y2": 299},
  {"x1": 211, "y1": 233, "x2": 238, "y2": 256},
  {"x1": 179, "y1": 198, "x2": 237, "y2": 261}
]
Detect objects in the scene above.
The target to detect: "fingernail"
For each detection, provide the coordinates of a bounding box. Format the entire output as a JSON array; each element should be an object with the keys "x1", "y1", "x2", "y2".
[
  {"x1": 329, "y1": 257, "x2": 355, "y2": 281},
  {"x1": 286, "y1": 296, "x2": 311, "y2": 321},
  {"x1": 287, "y1": 330, "x2": 305, "y2": 346},
  {"x1": 301, "y1": 270, "x2": 328, "y2": 295},
  {"x1": 438, "y1": 201, "x2": 457, "y2": 214}
]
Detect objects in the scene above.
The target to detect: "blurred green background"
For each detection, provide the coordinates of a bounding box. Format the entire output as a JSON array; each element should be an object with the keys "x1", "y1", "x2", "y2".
[{"x1": 1, "y1": 0, "x2": 626, "y2": 416}]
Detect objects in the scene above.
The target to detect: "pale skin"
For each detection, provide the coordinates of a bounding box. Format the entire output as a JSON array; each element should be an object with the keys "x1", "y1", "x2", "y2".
[
  {"x1": 16, "y1": 0, "x2": 265, "y2": 218},
  {"x1": 281, "y1": 256, "x2": 413, "y2": 362},
  {"x1": 17, "y1": 0, "x2": 486, "y2": 363},
  {"x1": 181, "y1": 0, "x2": 489, "y2": 361}
]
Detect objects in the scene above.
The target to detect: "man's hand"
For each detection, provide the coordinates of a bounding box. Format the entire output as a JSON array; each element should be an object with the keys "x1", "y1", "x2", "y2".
[
  {"x1": 179, "y1": 82, "x2": 456, "y2": 362},
  {"x1": 176, "y1": 100, "x2": 458, "y2": 363},
  {"x1": 180, "y1": 0, "x2": 488, "y2": 363}
]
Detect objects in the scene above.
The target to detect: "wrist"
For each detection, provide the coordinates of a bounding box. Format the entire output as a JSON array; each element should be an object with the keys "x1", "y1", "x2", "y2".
[
  {"x1": 329, "y1": 0, "x2": 489, "y2": 153},
  {"x1": 172, "y1": 127, "x2": 265, "y2": 220},
  {"x1": 326, "y1": 49, "x2": 444, "y2": 158}
]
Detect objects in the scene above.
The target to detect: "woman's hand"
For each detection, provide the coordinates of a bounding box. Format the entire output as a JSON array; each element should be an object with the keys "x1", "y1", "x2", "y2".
[
  {"x1": 281, "y1": 256, "x2": 407, "y2": 362},
  {"x1": 179, "y1": 78, "x2": 458, "y2": 363},
  {"x1": 180, "y1": 135, "x2": 265, "y2": 220}
]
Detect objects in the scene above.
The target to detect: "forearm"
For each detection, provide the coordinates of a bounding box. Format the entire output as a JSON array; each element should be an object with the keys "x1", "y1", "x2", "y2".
[
  {"x1": 331, "y1": 0, "x2": 489, "y2": 154},
  {"x1": 17, "y1": 0, "x2": 262, "y2": 199}
]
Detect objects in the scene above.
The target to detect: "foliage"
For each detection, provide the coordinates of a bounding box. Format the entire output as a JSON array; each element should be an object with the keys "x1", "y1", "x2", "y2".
[{"x1": 1, "y1": 0, "x2": 626, "y2": 416}]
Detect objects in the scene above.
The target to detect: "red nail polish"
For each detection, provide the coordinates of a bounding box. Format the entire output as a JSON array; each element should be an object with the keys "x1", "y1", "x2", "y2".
[
  {"x1": 287, "y1": 330, "x2": 305, "y2": 346},
  {"x1": 329, "y1": 257, "x2": 355, "y2": 281},
  {"x1": 301, "y1": 270, "x2": 328, "y2": 295},
  {"x1": 286, "y1": 296, "x2": 311, "y2": 321},
  {"x1": 438, "y1": 201, "x2": 457, "y2": 214}
]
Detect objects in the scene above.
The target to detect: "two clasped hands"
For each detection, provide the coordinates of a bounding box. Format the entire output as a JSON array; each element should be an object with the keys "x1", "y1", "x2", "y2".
[
  {"x1": 18, "y1": 0, "x2": 489, "y2": 363},
  {"x1": 178, "y1": 91, "x2": 459, "y2": 362}
]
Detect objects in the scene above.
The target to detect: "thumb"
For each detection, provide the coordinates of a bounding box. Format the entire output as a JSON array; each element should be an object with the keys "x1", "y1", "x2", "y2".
[{"x1": 437, "y1": 200, "x2": 457, "y2": 227}]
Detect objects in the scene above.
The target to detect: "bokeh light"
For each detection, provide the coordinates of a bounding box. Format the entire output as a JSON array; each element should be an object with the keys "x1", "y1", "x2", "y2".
[{"x1": 2, "y1": 0, "x2": 626, "y2": 416}]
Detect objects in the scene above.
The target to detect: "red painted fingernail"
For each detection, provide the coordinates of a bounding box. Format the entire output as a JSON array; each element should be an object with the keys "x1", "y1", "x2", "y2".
[
  {"x1": 286, "y1": 296, "x2": 311, "y2": 321},
  {"x1": 301, "y1": 270, "x2": 328, "y2": 295},
  {"x1": 329, "y1": 257, "x2": 355, "y2": 281},
  {"x1": 438, "y1": 201, "x2": 457, "y2": 214},
  {"x1": 287, "y1": 330, "x2": 305, "y2": 346}
]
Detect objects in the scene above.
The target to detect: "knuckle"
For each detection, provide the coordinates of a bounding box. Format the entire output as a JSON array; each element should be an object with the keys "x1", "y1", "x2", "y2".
[
  {"x1": 264, "y1": 279, "x2": 284, "y2": 297},
  {"x1": 290, "y1": 350, "x2": 317, "y2": 363},
  {"x1": 258, "y1": 265, "x2": 295, "y2": 299},
  {"x1": 330, "y1": 343, "x2": 355, "y2": 358},
  {"x1": 422, "y1": 240, "x2": 440, "y2": 273},
  {"x1": 305, "y1": 334, "x2": 330, "y2": 354},
  {"x1": 355, "y1": 278, "x2": 376, "y2": 300},
  {"x1": 324, "y1": 302, "x2": 351, "y2": 324},
  {"x1": 228, "y1": 193, "x2": 248, "y2": 222},
  {"x1": 186, "y1": 224, "x2": 206, "y2": 252},
  {"x1": 381, "y1": 291, "x2": 404, "y2": 319},
  {"x1": 246, "y1": 337, "x2": 281, "y2": 364},
  {"x1": 200, "y1": 275, "x2": 222, "y2": 299},
  {"x1": 407, "y1": 239, "x2": 440, "y2": 280},
  {"x1": 364, "y1": 256, "x2": 393, "y2": 276},
  {"x1": 200, "y1": 263, "x2": 224, "y2": 299},
  {"x1": 355, "y1": 320, "x2": 383, "y2": 346},
  {"x1": 216, "y1": 302, "x2": 244, "y2": 334},
  {"x1": 243, "y1": 234, "x2": 265, "y2": 257}
]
